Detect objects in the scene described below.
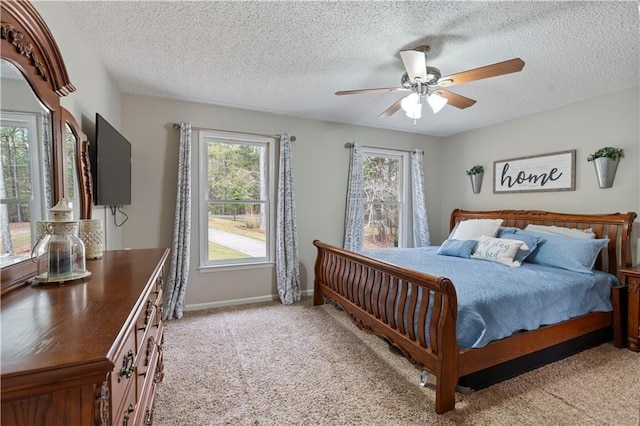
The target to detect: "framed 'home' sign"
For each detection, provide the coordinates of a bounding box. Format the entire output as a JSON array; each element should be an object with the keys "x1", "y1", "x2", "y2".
[{"x1": 493, "y1": 150, "x2": 576, "y2": 194}]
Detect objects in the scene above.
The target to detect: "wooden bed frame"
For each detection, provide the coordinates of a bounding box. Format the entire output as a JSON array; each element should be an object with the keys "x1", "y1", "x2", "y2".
[{"x1": 313, "y1": 209, "x2": 636, "y2": 414}]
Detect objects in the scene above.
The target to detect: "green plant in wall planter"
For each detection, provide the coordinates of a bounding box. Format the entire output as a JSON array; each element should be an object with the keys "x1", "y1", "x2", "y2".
[
  {"x1": 466, "y1": 165, "x2": 484, "y2": 194},
  {"x1": 587, "y1": 147, "x2": 623, "y2": 188}
]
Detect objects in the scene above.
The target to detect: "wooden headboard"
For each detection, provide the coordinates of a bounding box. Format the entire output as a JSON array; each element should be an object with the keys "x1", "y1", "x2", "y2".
[{"x1": 450, "y1": 209, "x2": 637, "y2": 278}]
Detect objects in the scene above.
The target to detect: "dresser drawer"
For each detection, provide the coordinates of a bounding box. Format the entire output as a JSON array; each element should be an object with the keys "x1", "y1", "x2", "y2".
[
  {"x1": 113, "y1": 385, "x2": 137, "y2": 426},
  {"x1": 110, "y1": 329, "x2": 137, "y2": 417},
  {"x1": 135, "y1": 381, "x2": 158, "y2": 426},
  {"x1": 134, "y1": 329, "x2": 163, "y2": 426},
  {"x1": 137, "y1": 294, "x2": 162, "y2": 357},
  {"x1": 137, "y1": 325, "x2": 162, "y2": 387},
  {"x1": 137, "y1": 283, "x2": 163, "y2": 349}
]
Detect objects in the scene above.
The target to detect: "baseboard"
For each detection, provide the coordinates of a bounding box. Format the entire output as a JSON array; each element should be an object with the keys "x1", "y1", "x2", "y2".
[{"x1": 184, "y1": 289, "x2": 314, "y2": 311}]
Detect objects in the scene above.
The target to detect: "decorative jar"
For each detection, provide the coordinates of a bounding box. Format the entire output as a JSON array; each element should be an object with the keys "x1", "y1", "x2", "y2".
[
  {"x1": 79, "y1": 219, "x2": 104, "y2": 259},
  {"x1": 32, "y1": 199, "x2": 90, "y2": 283}
]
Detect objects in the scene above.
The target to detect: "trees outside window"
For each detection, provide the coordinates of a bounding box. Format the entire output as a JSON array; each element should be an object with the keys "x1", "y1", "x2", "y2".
[
  {"x1": 362, "y1": 148, "x2": 408, "y2": 250},
  {"x1": 199, "y1": 131, "x2": 274, "y2": 267},
  {"x1": 1, "y1": 113, "x2": 42, "y2": 267}
]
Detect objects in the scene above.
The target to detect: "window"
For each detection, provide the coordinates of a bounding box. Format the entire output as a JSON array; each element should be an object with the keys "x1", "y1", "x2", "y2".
[
  {"x1": 199, "y1": 131, "x2": 274, "y2": 268},
  {"x1": 0, "y1": 113, "x2": 45, "y2": 267},
  {"x1": 362, "y1": 148, "x2": 409, "y2": 250}
]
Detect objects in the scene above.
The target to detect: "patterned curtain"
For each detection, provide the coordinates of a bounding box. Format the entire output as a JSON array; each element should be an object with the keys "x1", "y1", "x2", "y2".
[
  {"x1": 343, "y1": 141, "x2": 364, "y2": 251},
  {"x1": 164, "y1": 122, "x2": 192, "y2": 320},
  {"x1": 276, "y1": 133, "x2": 301, "y2": 305},
  {"x1": 410, "y1": 149, "x2": 430, "y2": 247}
]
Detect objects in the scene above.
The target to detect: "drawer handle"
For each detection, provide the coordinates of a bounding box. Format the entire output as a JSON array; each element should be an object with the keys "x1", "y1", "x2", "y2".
[
  {"x1": 145, "y1": 335, "x2": 156, "y2": 367},
  {"x1": 154, "y1": 364, "x2": 165, "y2": 384},
  {"x1": 140, "y1": 300, "x2": 162, "y2": 331},
  {"x1": 154, "y1": 341, "x2": 165, "y2": 384},
  {"x1": 119, "y1": 350, "x2": 135, "y2": 381},
  {"x1": 156, "y1": 303, "x2": 164, "y2": 327},
  {"x1": 145, "y1": 300, "x2": 155, "y2": 327},
  {"x1": 123, "y1": 404, "x2": 134, "y2": 426},
  {"x1": 156, "y1": 275, "x2": 164, "y2": 294},
  {"x1": 144, "y1": 407, "x2": 154, "y2": 426}
]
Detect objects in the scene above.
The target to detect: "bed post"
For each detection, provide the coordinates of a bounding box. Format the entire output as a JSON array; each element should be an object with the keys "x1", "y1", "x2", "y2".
[
  {"x1": 434, "y1": 278, "x2": 459, "y2": 414},
  {"x1": 313, "y1": 240, "x2": 325, "y2": 306}
]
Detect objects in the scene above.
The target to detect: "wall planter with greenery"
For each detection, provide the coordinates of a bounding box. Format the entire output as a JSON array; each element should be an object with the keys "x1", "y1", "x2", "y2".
[
  {"x1": 466, "y1": 165, "x2": 484, "y2": 194},
  {"x1": 587, "y1": 147, "x2": 624, "y2": 188}
]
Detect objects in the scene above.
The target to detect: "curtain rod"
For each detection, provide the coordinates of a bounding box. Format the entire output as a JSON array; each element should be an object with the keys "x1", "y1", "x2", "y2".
[
  {"x1": 172, "y1": 123, "x2": 295, "y2": 141},
  {"x1": 344, "y1": 142, "x2": 420, "y2": 154}
]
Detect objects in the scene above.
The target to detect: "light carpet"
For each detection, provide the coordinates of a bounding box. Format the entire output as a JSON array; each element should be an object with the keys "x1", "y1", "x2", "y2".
[{"x1": 153, "y1": 298, "x2": 640, "y2": 425}]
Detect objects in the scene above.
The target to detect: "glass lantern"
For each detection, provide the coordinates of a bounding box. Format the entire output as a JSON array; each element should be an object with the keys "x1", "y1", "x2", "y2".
[{"x1": 32, "y1": 200, "x2": 90, "y2": 283}]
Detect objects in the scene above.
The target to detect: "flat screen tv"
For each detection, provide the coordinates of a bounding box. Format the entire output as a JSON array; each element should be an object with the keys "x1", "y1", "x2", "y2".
[{"x1": 90, "y1": 113, "x2": 131, "y2": 206}]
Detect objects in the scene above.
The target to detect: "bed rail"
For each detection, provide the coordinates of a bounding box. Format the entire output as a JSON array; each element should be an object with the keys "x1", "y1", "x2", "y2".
[{"x1": 313, "y1": 240, "x2": 459, "y2": 413}]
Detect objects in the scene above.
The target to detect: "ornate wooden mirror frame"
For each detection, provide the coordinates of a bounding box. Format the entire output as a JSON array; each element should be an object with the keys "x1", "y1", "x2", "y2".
[
  {"x1": 1, "y1": 0, "x2": 92, "y2": 295},
  {"x1": 62, "y1": 107, "x2": 93, "y2": 220}
]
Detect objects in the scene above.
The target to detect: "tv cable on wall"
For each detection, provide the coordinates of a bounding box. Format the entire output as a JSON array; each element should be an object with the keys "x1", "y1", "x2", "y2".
[{"x1": 110, "y1": 205, "x2": 128, "y2": 227}]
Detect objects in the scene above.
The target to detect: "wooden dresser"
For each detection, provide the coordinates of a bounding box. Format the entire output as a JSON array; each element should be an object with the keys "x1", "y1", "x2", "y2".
[{"x1": 1, "y1": 248, "x2": 169, "y2": 426}]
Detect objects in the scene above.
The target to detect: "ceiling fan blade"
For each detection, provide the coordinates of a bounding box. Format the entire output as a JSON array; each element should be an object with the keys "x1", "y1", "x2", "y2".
[
  {"x1": 400, "y1": 50, "x2": 428, "y2": 83},
  {"x1": 335, "y1": 87, "x2": 409, "y2": 96},
  {"x1": 437, "y1": 58, "x2": 525, "y2": 87},
  {"x1": 379, "y1": 98, "x2": 404, "y2": 118},
  {"x1": 433, "y1": 89, "x2": 476, "y2": 109}
]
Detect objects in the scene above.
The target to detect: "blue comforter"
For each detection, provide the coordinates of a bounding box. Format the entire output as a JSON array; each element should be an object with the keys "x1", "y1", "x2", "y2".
[{"x1": 360, "y1": 246, "x2": 617, "y2": 349}]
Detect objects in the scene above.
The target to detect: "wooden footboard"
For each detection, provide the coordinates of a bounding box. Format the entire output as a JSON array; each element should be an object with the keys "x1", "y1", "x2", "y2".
[{"x1": 313, "y1": 240, "x2": 460, "y2": 414}]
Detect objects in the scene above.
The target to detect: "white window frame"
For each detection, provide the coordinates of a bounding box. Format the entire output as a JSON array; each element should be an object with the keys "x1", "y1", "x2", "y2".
[
  {"x1": 0, "y1": 113, "x2": 45, "y2": 267},
  {"x1": 362, "y1": 147, "x2": 410, "y2": 249},
  {"x1": 198, "y1": 130, "x2": 275, "y2": 270}
]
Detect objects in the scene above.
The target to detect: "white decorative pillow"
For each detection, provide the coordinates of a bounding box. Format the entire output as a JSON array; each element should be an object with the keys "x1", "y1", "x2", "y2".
[
  {"x1": 471, "y1": 236, "x2": 530, "y2": 267},
  {"x1": 525, "y1": 224, "x2": 596, "y2": 239},
  {"x1": 449, "y1": 219, "x2": 503, "y2": 241}
]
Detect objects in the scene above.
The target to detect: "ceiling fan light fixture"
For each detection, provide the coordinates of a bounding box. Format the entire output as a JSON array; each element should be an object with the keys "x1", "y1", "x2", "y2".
[
  {"x1": 400, "y1": 93, "x2": 420, "y2": 113},
  {"x1": 427, "y1": 92, "x2": 448, "y2": 113}
]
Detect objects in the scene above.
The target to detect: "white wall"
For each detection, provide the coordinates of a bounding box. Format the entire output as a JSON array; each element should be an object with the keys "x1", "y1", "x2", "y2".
[
  {"x1": 120, "y1": 94, "x2": 442, "y2": 307},
  {"x1": 33, "y1": 1, "x2": 123, "y2": 249},
  {"x1": 440, "y1": 86, "x2": 640, "y2": 263}
]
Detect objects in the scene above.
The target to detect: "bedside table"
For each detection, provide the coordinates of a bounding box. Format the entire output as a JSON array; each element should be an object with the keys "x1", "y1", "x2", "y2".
[{"x1": 619, "y1": 266, "x2": 640, "y2": 352}]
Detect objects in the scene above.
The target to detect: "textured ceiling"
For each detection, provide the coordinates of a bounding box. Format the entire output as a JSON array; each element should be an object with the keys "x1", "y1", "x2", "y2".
[{"x1": 64, "y1": 1, "x2": 639, "y2": 137}]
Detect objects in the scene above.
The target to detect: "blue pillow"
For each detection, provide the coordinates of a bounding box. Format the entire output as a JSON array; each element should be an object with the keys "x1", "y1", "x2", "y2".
[
  {"x1": 516, "y1": 230, "x2": 609, "y2": 274},
  {"x1": 437, "y1": 239, "x2": 478, "y2": 259},
  {"x1": 496, "y1": 227, "x2": 518, "y2": 237},
  {"x1": 499, "y1": 231, "x2": 545, "y2": 262}
]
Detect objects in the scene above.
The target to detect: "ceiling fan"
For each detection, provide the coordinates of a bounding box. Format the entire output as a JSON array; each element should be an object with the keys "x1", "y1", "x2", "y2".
[{"x1": 336, "y1": 46, "x2": 525, "y2": 122}]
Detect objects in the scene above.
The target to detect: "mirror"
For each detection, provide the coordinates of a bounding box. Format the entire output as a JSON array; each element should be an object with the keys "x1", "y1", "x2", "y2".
[
  {"x1": 66, "y1": 121, "x2": 80, "y2": 221},
  {"x1": 1, "y1": 59, "x2": 53, "y2": 268},
  {"x1": 1, "y1": 1, "x2": 90, "y2": 295}
]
